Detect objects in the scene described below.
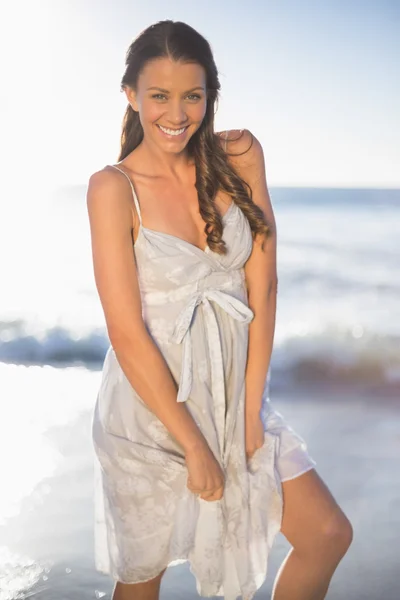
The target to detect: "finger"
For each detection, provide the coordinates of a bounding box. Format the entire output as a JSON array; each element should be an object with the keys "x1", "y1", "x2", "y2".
[
  {"x1": 200, "y1": 492, "x2": 223, "y2": 502},
  {"x1": 186, "y1": 479, "x2": 202, "y2": 492},
  {"x1": 187, "y1": 479, "x2": 208, "y2": 491},
  {"x1": 200, "y1": 486, "x2": 224, "y2": 501},
  {"x1": 187, "y1": 484, "x2": 216, "y2": 494}
]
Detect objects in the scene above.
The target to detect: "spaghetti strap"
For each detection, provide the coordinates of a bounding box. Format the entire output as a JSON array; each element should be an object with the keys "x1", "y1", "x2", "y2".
[
  {"x1": 224, "y1": 130, "x2": 229, "y2": 151},
  {"x1": 108, "y1": 164, "x2": 142, "y2": 225}
]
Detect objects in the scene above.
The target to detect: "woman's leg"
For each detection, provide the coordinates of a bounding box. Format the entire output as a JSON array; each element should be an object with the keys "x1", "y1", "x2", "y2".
[
  {"x1": 271, "y1": 469, "x2": 353, "y2": 600},
  {"x1": 112, "y1": 569, "x2": 166, "y2": 600}
]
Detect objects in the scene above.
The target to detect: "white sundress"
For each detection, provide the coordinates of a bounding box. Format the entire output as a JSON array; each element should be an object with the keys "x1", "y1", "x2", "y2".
[{"x1": 91, "y1": 163, "x2": 316, "y2": 600}]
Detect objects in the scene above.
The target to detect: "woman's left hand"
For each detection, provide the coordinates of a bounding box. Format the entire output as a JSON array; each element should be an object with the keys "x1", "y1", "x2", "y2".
[{"x1": 245, "y1": 409, "x2": 265, "y2": 462}]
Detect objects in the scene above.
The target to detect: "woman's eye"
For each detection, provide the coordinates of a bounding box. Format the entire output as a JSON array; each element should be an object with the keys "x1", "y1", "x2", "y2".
[{"x1": 151, "y1": 93, "x2": 202, "y2": 101}]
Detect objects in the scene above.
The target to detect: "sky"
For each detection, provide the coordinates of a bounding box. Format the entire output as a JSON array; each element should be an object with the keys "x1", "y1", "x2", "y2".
[{"x1": 1, "y1": 0, "x2": 399, "y2": 193}]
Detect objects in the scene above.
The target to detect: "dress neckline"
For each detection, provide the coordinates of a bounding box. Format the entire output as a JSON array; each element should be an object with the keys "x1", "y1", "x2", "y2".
[
  {"x1": 108, "y1": 163, "x2": 237, "y2": 255},
  {"x1": 136, "y1": 200, "x2": 237, "y2": 255}
]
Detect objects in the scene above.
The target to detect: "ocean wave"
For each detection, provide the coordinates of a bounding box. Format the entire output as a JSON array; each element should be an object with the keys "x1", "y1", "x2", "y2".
[
  {"x1": 0, "y1": 321, "x2": 399, "y2": 390},
  {"x1": 271, "y1": 327, "x2": 400, "y2": 391},
  {"x1": 0, "y1": 323, "x2": 108, "y2": 367}
]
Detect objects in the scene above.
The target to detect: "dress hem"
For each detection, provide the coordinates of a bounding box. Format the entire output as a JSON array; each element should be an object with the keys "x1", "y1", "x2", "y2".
[
  {"x1": 95, "y1": 485, "x2": 284, "y2": 600},
  {"x1": 280, "y1": 464, "x2": 316, "y2": 483}
]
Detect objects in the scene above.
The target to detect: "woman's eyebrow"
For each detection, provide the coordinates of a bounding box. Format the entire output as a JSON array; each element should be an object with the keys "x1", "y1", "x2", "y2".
[{"x1": 146, "y1": 86, "x2": 205, "y2": 93}]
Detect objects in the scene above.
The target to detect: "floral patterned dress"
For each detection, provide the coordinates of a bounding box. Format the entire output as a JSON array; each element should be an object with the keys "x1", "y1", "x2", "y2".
[{"x1": 91, "y1": 164, "x2": 316, "y2": 600}]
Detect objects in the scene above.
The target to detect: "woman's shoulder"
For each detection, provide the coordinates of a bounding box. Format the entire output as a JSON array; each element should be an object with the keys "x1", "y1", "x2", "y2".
[
  {"x1": 86, "y1": 164, "x2": 139, "y2": 230},
  {"x1": 217, "y1": 128, "x2": 247, "y2": 145},
  {"x1": 217, "y1": 129, "x2": 264, "y2": 169}
]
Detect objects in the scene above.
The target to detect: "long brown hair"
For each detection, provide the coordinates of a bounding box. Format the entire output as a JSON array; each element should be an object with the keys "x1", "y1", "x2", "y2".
[{"x1": 118, "y1": 20, "x2": 271, "y2": 253}]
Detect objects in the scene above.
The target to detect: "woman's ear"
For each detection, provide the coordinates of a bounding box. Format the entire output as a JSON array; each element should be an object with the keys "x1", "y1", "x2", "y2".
[{"x1": 123, "y1": 85, "x2": 138, "y2": 112}]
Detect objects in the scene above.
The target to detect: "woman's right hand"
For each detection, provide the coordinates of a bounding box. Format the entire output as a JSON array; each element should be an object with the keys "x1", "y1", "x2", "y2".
[{"x1": 185, "y1": 443, "x2": 225, "y2": 501}]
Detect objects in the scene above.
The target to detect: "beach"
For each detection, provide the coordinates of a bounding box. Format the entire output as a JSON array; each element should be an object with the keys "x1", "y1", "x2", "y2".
[{"x1": 1, "y1": 360, "x2": 399, "y2": 599}]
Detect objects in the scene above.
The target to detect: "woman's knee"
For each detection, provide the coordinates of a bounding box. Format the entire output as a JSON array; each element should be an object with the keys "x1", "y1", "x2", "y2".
[
  {"x1": 280, "y1": 469, "x2": 353, "y2": 558},
  {"x1": 333, "y1": 511, "x2": 354, "y2": 550},
  {"x1": 321, "y1": 510, "x2": 353, "y2": 555}
]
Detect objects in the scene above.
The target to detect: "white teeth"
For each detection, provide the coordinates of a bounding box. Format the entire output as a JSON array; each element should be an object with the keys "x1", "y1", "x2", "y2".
[{"x1": 158, "y1": 125, "x2": 186, "y2": 136}]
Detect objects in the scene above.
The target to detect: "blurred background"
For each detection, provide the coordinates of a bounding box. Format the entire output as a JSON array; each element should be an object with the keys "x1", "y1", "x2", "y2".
[{"x1": 0, "y1": 1, "x2": 399, "y2": 599}]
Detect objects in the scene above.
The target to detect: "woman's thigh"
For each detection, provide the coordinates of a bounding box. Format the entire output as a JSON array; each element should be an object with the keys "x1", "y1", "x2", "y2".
[{"x1": 279, "y1": 468, "x2": 353, "y2": 554}]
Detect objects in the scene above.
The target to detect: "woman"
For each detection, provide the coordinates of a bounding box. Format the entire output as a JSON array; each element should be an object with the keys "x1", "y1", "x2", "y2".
[{"x1": 87, "y1": 20, "x2": 353, "y2": 600}]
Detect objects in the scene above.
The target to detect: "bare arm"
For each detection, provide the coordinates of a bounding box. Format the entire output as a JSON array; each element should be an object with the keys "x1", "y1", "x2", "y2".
[
  {"x1": 229, "y1": 130, "x2": 278, "y2": 414},
  {"x1": 86, "y1": 169, "x2": 207, "y2": 454}
]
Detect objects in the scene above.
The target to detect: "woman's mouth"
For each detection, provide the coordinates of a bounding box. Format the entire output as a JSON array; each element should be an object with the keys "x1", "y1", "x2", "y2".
[{"x1": 156, "y1": 124, "x2": 189, "y2": 139}]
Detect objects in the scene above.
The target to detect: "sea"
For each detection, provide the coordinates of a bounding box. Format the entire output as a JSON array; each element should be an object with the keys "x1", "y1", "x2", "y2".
[
  {"x1": 1, "y1": 185, "x2": 399, "y2": 391},
  {"x1": 0, "y1": 185, "x2": 399, "y2": 599}
]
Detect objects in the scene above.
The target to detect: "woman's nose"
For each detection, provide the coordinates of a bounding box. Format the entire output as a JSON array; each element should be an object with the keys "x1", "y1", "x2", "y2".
[{"x1": 167, "y1": 101, "x2": 188, "y2": 125}]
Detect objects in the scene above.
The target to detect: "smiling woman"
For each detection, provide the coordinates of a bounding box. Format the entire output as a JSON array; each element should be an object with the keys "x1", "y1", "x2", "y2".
[
  {"x1": 125, "y1": 62, "x2": 207, "y2": 146},
  {"x1": 111, "y1": 49, "x2": 269, "y2": 259},
  {"x1": 87, "y1": 19, "x2": 351, "y2": 600}
]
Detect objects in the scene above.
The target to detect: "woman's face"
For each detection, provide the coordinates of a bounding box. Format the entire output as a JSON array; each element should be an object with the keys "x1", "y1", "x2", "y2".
[{"x1": 126, "y1": 58, "x2": 208, "y2": 153}]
